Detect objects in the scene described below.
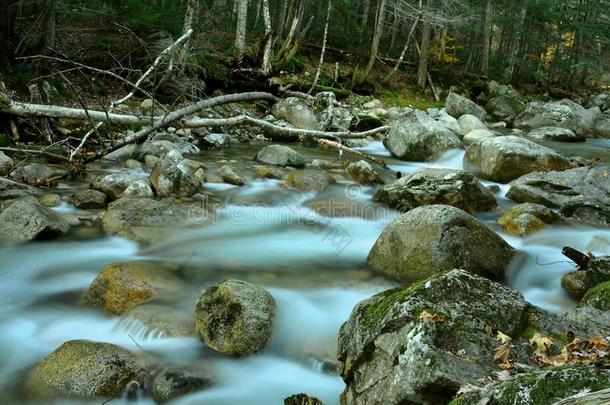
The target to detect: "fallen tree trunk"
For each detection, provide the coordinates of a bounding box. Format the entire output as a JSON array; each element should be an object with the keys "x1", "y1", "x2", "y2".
[
  {"x1": 318, "y1": 138, "x2": 388, "y2": 169},
  {"x1": 552, "y1": 388, "x2": 610, "y2": 405}
]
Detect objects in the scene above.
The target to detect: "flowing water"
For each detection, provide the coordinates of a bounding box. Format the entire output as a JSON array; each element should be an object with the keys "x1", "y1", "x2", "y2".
[{"x1": 1, "y1": 138, "x2": 609, "y2": 404}]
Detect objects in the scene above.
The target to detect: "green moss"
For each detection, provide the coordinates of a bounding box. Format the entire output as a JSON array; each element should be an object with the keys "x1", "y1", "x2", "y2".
[
  {"x1": 580, "y1": 280, "x2": 610, "y2": 311},
  {"x1": 378, "y1": 88, "x2": 444, "y2": 110}
]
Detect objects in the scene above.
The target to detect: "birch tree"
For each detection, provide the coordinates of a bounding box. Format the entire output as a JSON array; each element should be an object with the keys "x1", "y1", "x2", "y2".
[{"x1": 235, "y1": 0, "x2": 249, "y2": 63}]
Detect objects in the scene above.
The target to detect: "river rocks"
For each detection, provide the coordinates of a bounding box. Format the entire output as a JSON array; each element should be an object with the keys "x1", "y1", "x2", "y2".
[
  {"x1": 150, "y1": 150, "x2": 201, "y2": 197},
  {"x1": 0, "y1": 200, "x2": 69, "y2": 242},
  {"x1": 255, "y1": 165, "x2": 284, "y2": 179},
  {"x1": 67, "y1": 189, "x2": 108, "y2": 209},
  {"x1": 454, "y1": 365, "x2": 610, "y2": 405},
  {"x1": 507, "y1": 166, "x2": 610, "y2": 209},
  {"x1": 497, "y1": 203, "x2": 561, "y2": 236},
  {"x1": 83, "y1": 261, "x2": 181, "y2": 315},
  {"x1": 272, "y1": 97, "x2": 320, "y2": 130},
  {"x1": 140, "y1": 98, "x2": 154, "y2": 111},
  {"x1": 526, "y1": 126, "x2": 584, "y2": 142},
  {"x1": 436, "y1": 110, "x2": 463, "y2": 135},
  {"x1": 0, "y1": 151, "x2": 13, "y2": 175},
  {"x1": 25, "y1": 339, "x2": 139, "y2": 398},
  {"x1": 256, "y1": 145, "x2": 306, "y2": 168},
  {"x1": 195, "y1": 280, "x2": 276, "y2": 356},
  {"x1": 200, "y1": 133, "x2": 231, "y2": 149},
  {"x1": 562, "y1": 271, "x2": 587, "y2": 299},
  {"x1": 284, "y1": 393, "x2": 324, "y2": 405},
  {"x1": 463, "y1": 128, "x2": 500, "y2": 145},
  {"x1": 151, "y1": 366, "x2": 213, "y2": 403},
  {"x1": 373, "y1": 168, "x2": 497, "y2": 213},
  {"x1": 345, "y1": 160, "x2": 382, "y2": 185},
  {"x1": 485, "y1": 95, "x2": 525, "y2": 124},
  {"x1": 560, "y1": 198, "x2": 610, "y2": 227},
  {"x1": 367, "y1": 205, "x2": 514, "y2": 283},
  {"x1": 458, "y1": 114, "x2": 487, "y2": 133},
  {"x1": 285, "y1": 170, "x2": 336, "y2": 192},
  {"x1": 123, "y1": 180, "x2": 154, "y2": 198},
  {"x1": 338, "y1": 270, "x2": 528, "y2": 405},
  {"x1": 0, "y1": 176, "x2": 37, "y2": 200},
  {"x1": 463, "y1": 136, "x2": 571, "y2": 182},
  {"x1": 580, "y1": 281, "x2": 610, "y2": 311},
  {"x1": 219, "y1": 165, "x2": 247, "y2": 186},
  {"x1": 10, "y1": 163, "x2": 54, "y2": 184},
  {"x1": 91, "y1": 173, "x2": 144, "y2": 200},
  {"x1": 582, "y1": 256, "x2": 610, "y2": 290},
  {"x1": 384, "y1": 110, "x2": 462, "y2": 161},
  {"x1": 514, "y1": 102, "x2": 586, "y2": 135},
  {"x1": 593, "y1": 115, "x2": 610, "y2": 138},
  {"x1": 121, "y1": 304, "x2": 195, "y2": 337},
  {"x1": 101, "y1": 198, "x2": 195, "y2": 241},
  {"x1": 445, "y1": 92, "x2": 487, "y2": 121}
]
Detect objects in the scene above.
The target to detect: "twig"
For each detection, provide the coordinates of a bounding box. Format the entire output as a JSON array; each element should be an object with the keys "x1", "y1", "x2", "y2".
[{"x1": 318, "y1": 138, "x2": 388, "y2": 169}]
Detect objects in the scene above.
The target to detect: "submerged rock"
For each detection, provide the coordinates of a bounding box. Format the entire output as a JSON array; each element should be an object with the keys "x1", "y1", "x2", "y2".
[
  {"x1": 195, "y1": 280, "x2": 276, "y2": 356},
  {"x1": 497, "y1": 203, "x2": 561, "y2": 236},
  {"x1": 272, "y1": 97, "x2": 320, "y2": 130},
  {"x1": 219, "y1": 165, "x2": 247, "y2": 186},
  {"x1": 151, "y1": 366, "x2": 213, "y2": 403},
  {"x1": 445, "y1": 92, "x2": 487, "y2": 121},
  {"x1": 67, "y1": 189, "x2": 108, "y2": 209},
  {"x1": 149, "y1": 150, "x2": 201, "y2": 197},
  {"x1": 25, "y1": 339, "x2": 139, "y2": 398},
  {"x1": 83, "y1": 261, "x2": 181, "y2": 315},
  {"x1": 121, "y1": 304, "x2": 195, "y2": 337},
  {"x1": 373, "y1": 168, "x2": 497, "y2": 213},
  {"x1": 256, "y1": 145, "x2": 306, "y2": 168},
  {"x1": 0, "y1": 200, "x2": 69, "y2": 242},
  {"x1": 91, "y1": 173, "x2": 144, "y2": 200},
  {"x1": 367, "y1": 205, "x2": 514, "y2": 283},
  {"x1": 384, "y1": 110, "x2": 462, "y2": 161},
  {"x1": 285, "y1": 170, "x2": 336, "y2": 192},
  {"x1": 463, "y1": 135, "x2": 571, "y2": 182},
  {"x1": 345, "y1": 160, "x2": 383, "y2": 185}
]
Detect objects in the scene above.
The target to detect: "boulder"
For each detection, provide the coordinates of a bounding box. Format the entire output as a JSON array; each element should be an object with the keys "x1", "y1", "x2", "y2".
[
  {"x1": 0, "y1": 177, "x2": 37, "y2": 200},
  {"x1": 272, "y1": 97, "x2": 320, "y2": 130},
  {"x1": 25, "y1": 340, "x2": 138, "y2": 398},
  {"x1": 39, "y1": 193, "x2": 61, "y2": 207},
  {"x1": 83, "y1": 261, "x2": 181, "y2": 315},
  {"x1": 67, "y1": 189, "x2": 108, "y2": 209},
  {"x1": 487, "y1": 81, "x2": 526, "y2": 103},
  {"x1": 149, "y1": 150, "x2": 201, "y2": 197},
  {"x1": 345, "y1": 160, "x2": 383, "y2": 185},
  {"x1": 338, "y1": 270, "x2": 528, "y2": 405},
  {"x1": 458, "y1": 114, "x2": 487, "y2": 133},
  {"x1": 593, "y1": 115, "x2": 610, "y2": 138},
  {"x1": 0, "y1": 200, "x2": 69, "y2": 242},
  {"x1": 445, "y1": 92, "x2": 487, "y2": 121},
  {"x1": 436, "y1": 110, "x2": 463, "y2": 136},
  {"x1": 219, "y1": 165, "x2": 247, "y2": 186},
  {"x1": 123, "y1": 181, "x2": 154, "y2": 198},
  {"x1": 497, "y1": 203, "x2": 561, "y2": 236},
  {"x1": 91, "y1": 173, "x2": 144, "y2": 200},
  {"x1": 284, "y1": 393, "x2": 324, "y2": 405},
  {"x1": 255, "y1": 165, "x2": 285, "y2": 179},
  {"x1": 367, "y1": 205, "x2": 514, "y2": 283},
  {"x1": 514, "y1": 102, "x2": 586, "y2": 135},
  {"x1": 0, "y1": 151, "x2": 13, "y2": 176},
  {"x1": 200, "y1": 133, "x2": 231, "y2": 149},
  {"x1": 101, "y1": 198, "x2": 195, "y2": 242},
  {"x1": 580, "y1": 281, "x2": 610, "y2": 311},
  {"x1": 256, "y1": 145, "x2": 306, "y2": 168},
  {"x1": 285, "y1": 170, "x2": 336, "y2": 192},
  {"x1": 560, "y1": 198, "x2": 610, "y2": 227},
  {"x1": 463, "y1": 136, "x2": 571, "y2": 182},
  {"x1": 383, "y1": 110, "x2": 462, "y2": 161},
  {"x1": 562, "y1": 271, "x2": 587, "y2": 299},
  {"x1": 463, "y1": 129, "x2": 500, "y2": 145},
  {"x1": 485, "y1": 95, "x2": 525, "y2": 124},
  {"x1": 195, "y1": 280, "x2": 276, "y2": 356},
  {"x1": 526, "y1": 126, "x2": 584, "y2": 142},
  {"x1": 151, "y1": 366, "x2": 213, "y2": 403},
  {"x1": 10, "y1": 163, "x2": 54, "y2": 184},
  {"x1": 373, "y1": 168, "x2": 497, "y2": 213},
  {"x1": 454, "y1": 365, "x2": 610, "y2": 405},
  {"x1": 507, "y1": 166, "x2": 610, "y2": 208}
]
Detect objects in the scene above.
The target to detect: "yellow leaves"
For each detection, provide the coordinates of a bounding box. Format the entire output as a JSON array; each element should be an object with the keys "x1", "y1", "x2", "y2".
[
  {"x1": 493, "y1": 331, "x2": 514, "y2": 370},
  {"x1": 419, "y1": 310, "x2": 442, "y2": 323},
  {"x1": 529, "y1": 333, "x2": 553, "y2": 355},
  {"x1": 530, "y1": 332, "x2": 610, "y2": 369}
]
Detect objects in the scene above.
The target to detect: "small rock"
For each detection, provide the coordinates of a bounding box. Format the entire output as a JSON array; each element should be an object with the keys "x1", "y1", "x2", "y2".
[
  {"x1": 152, "y1": 366, "x2": 213, "y2": 403},
  {"x1": 91, "y1": 173, "x2": 144, "y2": 200},
  {"x1": 125, "y1": 159, "x2": 142, "y2": 169},
  {"x1": 67, "y1": 189, "x2": 108, "y2": 209},
  {"x1": 458, "y1": 114, "x2": 487, "y2": 133},
  {"x1": 256, "y1": 145, "x2": 306, "y2": 168},
  {"x1": 445, "y1": 92, "x2": 487, "y2": 121},
  {"x1": 309, "y1": 159, "x2": 340, "y2": 170},
  {"x1": 463, "y1": 128, "x2": 500, "y2": 145},
  {"x1": 195, "y1": 280, "x2": 276, "y2": 356},
  {"x1": 255, "y1": 165, "x2": 284, "y2": 179},
  {"x1": 285, "y1": 170, "x2": 336, "y2": 192},
  {"x1": 123, "y1": 181, "x2": 154, "y2": 198},
  {"x1": 562, "y1": 271, "x2": 587, "y2": 299},
  {"x1": 497, "y1": 203, "x2": 561, "y2": 236},
  {"x1": 345, "y1": 160, "x2": 383, "y2": 185},
  {"x1": 219, "y1": 165, "x2": 247, "y2": 186},
  {"x1": 0, "y1": 200, "x2": 69, "y2": 242},
  {"x1": 149, "y1": 150, "x2": 201, "y2": 197},
  {"x1": 39, "y1": 193, "x2": 61, "y2": 207},
  {"x1": 200, "y1": 133, "x2": 231, "y2": 149},
  {"x1": 272, "y1": 97, "x2": 320, "y2": 130},
  {"x1": 140, "y1": 98, "x2": 154, "y2": 111},
  {"x1": 83, "y1": 261, "x2": 181, "y2": 315},
  {"x1": 0, "y1": 151, "x2": 13, "y2": 176},
  {"x1": 10, "y1": 163, "x2": 54, "y2": 184}
]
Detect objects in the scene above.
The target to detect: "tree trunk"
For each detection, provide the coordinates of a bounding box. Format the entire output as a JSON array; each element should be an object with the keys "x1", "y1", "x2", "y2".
[
  {"x1": 261, "y1": 0, "x2": 272, "y2": 74},
  {"x1": 438, "y1": 25, "x2": 448, "y2": 64},
  {"x1": 503, "y1": 5, "x2": 526, "y2": 82},
  {"x1": 234, "y1": 0, "x2": 249, "y2": 63},
  {"x1": 417, "y1": 2, "x2": 432, "y2": 88},
  {"x1": 44, "y1": 0, "x2": 56, "y2": 50},
  {"x1": 309, "y1": 0, "x2": 332, "y2": 93},
  {"x1": 480, "y1": 0, "x2": 492, "y2": 74},
  {"x1": 276, "y1": 0, "x2": 288, "y2": 35},
  {"x1": 388, "y1": 17, "x2": 419, "y2": 79},
  {"x1": 361, "y1": 0, "x2": 371, "y2": 32},
  {"x1": 361, "y1": 0, "x2": 387, "y2": 82},
  {"x1": 178, "y1": 0, "x2": 199, "y2": 69}
]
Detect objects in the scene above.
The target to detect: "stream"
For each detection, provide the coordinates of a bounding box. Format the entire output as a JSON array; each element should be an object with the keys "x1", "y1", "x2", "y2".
[{"x1": 0, "y1": 139, "x2": 609, "y2": 404}]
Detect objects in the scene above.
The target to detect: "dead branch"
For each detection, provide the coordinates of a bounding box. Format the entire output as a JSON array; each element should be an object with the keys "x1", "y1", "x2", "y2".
[
  {"x1": 561, "y1": 246, "x2": 591, "y2": 270},
  {"x1": 552, "y1": 388, "x2": 610, "y2": 405},
  {"x1": 318, "y1": 138, "x2": 388, "y2": 169},
  {"x1": 0, "y1": 147, "x2": 70, "y2": 163}
]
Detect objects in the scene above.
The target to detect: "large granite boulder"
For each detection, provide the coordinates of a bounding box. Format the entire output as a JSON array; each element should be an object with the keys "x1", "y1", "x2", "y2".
[
  {"x1": 445, "y1": 92, "x2": 487, "y2": 121},
  {"x1": 272, "y1": 97, "x2": 320, "y2": 130},
  {"x1": 0, "y1": 200, "x2": 69, "y2": 242}
]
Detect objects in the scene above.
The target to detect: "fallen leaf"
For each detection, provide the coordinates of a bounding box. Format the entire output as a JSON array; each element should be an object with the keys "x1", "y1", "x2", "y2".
[
  {"x1": 419, "y1": 310, "x2": 442, "y2": 323},
  {"x1": 496, "y1": 331, "x2": 512, "y2": 344},
  {"x1": 529, "y1": 333, "x2": 554, "y2": 354}
]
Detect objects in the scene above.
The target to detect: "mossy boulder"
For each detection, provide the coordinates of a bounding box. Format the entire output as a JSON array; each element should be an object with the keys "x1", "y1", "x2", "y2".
[
  {"x1": 373, "y1": 168, "x2": 497, "y2": 213},
  {"x1": 454, "y1": 365, "x2": 610, "y2": 405},
  {"x1": 464, "y1": 136, "x2": 571, "y2": 183},
  {"x1": 285, "y1": 170, "x2": 336, "y2": 192},
  {"x1": 561, "y1": 271, "x2": 587, "y2": 299},
  {"x1": 580, "y1": 281, "x2": 610, "y2": 311},
  {"x1": 195, "y1": 280, "x2": 276, "y2": 356},
  {"x1": 24, "y1": 340, "x2": 139, "y2": 398},
  {"x1": 0, "y1": 200, "x2": 69, "y2": 243},
  {"x1": 367, "y1": 205, "x2": 514, "y2": 283},
  {"x1": 67, "y1": 189, "x2": 108, "y2": 209},
  {"x1": 384, "y1": 110, "x2": 462, "y2": 161},
  {"x1": 583, "y1": 256, "x2": 610, "y2": 290},
  {"x1": 83, "y1": 261, "x2": 182, "y2": 314},
  {"x1": 485, "y1": 95, "x2": 525, "y2": 124},
  {"x1": 256, "y1": 145, "x2": 306, "y2": 168},
  {"x1": 219, "y1": 165, "x2": 247, "y2": 186},
  {"x1": 497, "y1": 203, "x2": 561, "y2": 236}
]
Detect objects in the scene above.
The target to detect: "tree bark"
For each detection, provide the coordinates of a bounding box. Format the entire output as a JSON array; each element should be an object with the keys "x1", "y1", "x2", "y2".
[
  {"x1": 234, "y1": 0, "x2": 249, "y2": 63},
  {"x1": 480, "y1": 0, "x2": 492, "y2": 74},
  {"x1": 178, "y1": 0, "x2": 199, "y2": 69},
  {"x1": 261, "y1": 0, "x2": 273, "y2": 74},
  {"x1": 388, "y1": 17, "x2": 419, "y2": 79},
  {"x1": 309, "y1": 0, "x2": 332, "y2": 94},
  {"x1": 503, "y1": 5, "x2": 526, "y2": 82},
  {"x1": 361, "y1": 0, "x2": 387, "y2": 82},
  {"x1": 417, "y1": 2, "x2": 433, "y2": 88}
]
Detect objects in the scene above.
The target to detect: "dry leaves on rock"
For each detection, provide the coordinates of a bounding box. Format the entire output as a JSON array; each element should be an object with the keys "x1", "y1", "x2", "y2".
[
  {"x1": 530, "y1": 332, "x2": 610, "y2": 368},
  {"x1": 493, "y1": 331, "x2": 515, "y2": 370},
  {"x1": 419, "y1": 310, "x2": 442, "y2": 323}
]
